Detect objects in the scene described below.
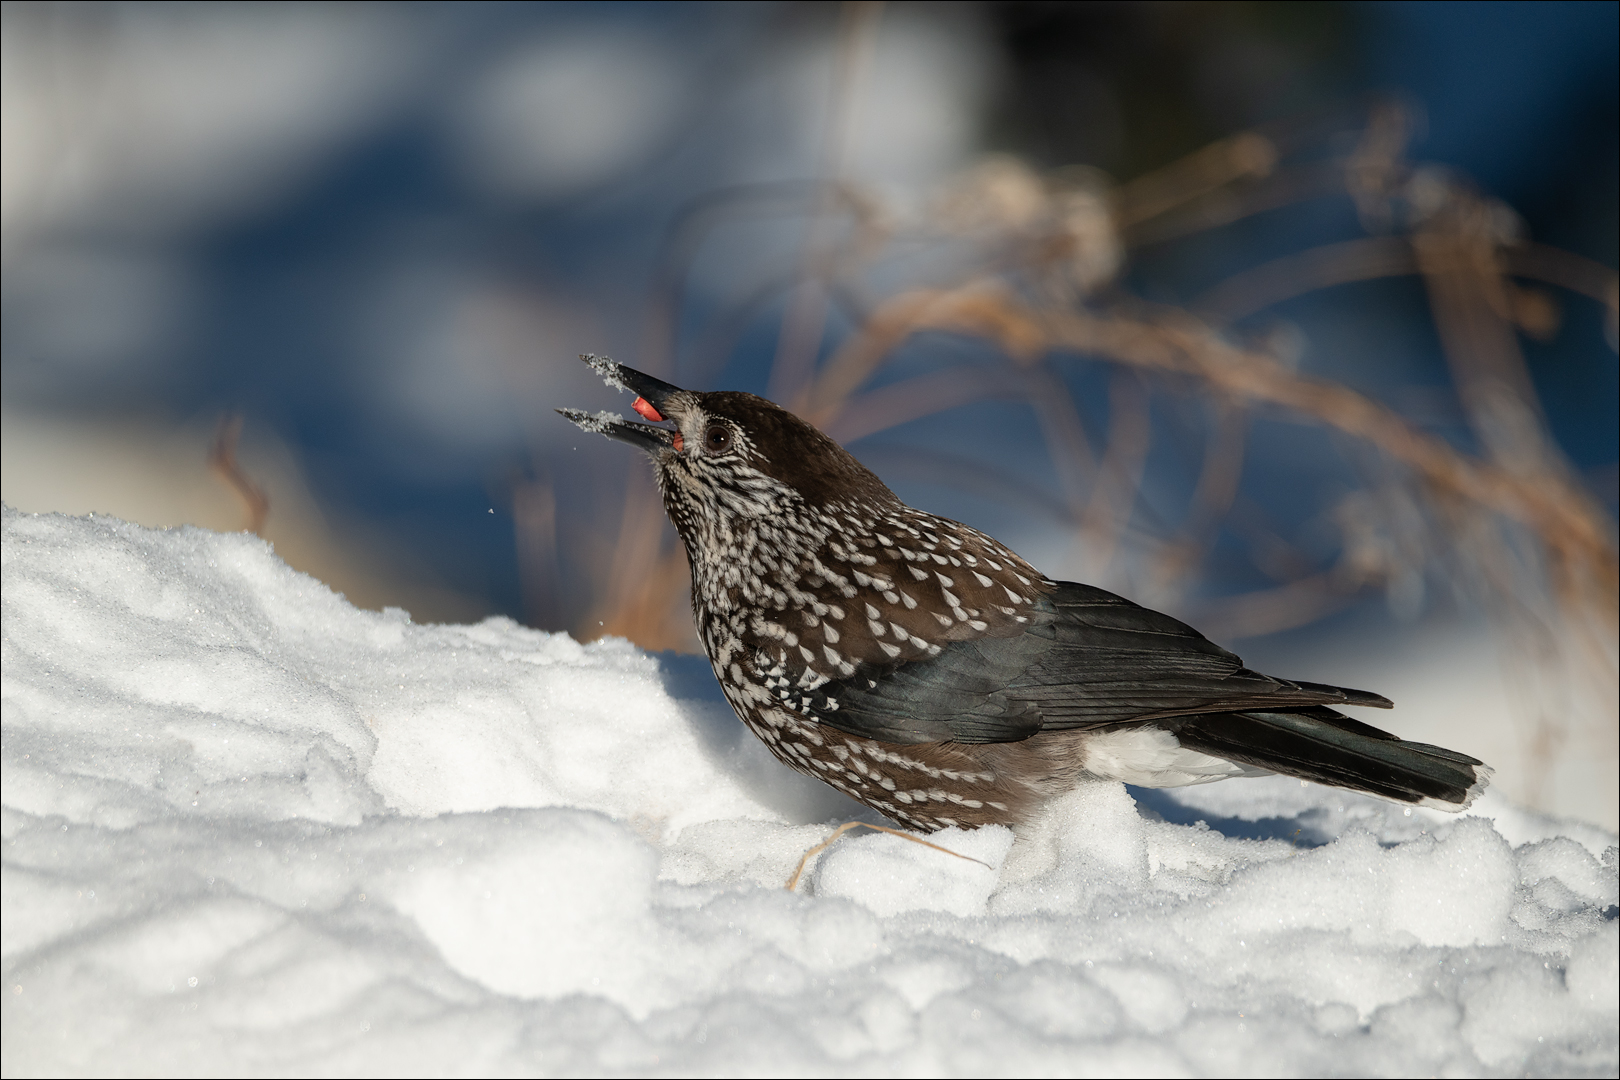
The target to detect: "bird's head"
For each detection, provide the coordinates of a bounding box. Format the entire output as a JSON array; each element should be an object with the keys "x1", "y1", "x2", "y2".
[{"x1": 559, "y1": 355, "x2": 897, "y2": 535}]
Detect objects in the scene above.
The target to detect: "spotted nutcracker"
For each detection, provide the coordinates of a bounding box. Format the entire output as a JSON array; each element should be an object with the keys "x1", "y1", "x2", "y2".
[{"x1": 560, "y1": 355, "x2": 1490, "y2": 832}]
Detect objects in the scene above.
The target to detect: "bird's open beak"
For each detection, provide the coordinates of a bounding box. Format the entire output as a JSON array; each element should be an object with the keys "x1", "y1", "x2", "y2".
[{"x1": 557, "y1": 354, "x2": 687, "y2": 453}]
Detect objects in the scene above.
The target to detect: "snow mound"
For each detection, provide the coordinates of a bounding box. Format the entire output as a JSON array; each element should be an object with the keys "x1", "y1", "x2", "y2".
[{"x1": 4, "y1": 507, "x2": 1616, "y2": 1077}]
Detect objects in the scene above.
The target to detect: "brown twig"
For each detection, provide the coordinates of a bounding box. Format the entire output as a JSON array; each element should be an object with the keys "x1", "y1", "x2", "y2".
[
  {"x1": 820, "y1": 365, "x2": 1026, "y2": 445},
  {"x1": 1076, "y1": 371, "x2": 1153, "y2": 583},
  {"x1": 1191, "y1": 237, "x2": 1618, "y2": 333},
  {"x1": 208, "y1": 414, "x2": 269, "y2": 536},
  {"x1": 1115, "y1": 131, "x2": 1278, "y2": 228},
  {"x1": 1194, "y1": 570, "x2": 1363, "y2": 641},
  {"x1": 1151, "y1": 399, "x2": 1249, "y2": 601},
  {"x1": 1506, "y1": 243, "x2": 1620, "y2": 312},
  {"x1": 1344, "y1": 98, "x2": 1415, "y2": 233},
  {"x1": 1194, "y1": 236, "x2": 1418, "y2": 322},
  {"x1": 1122, "y1": 161, "x2": 1348, "y2": 249}
]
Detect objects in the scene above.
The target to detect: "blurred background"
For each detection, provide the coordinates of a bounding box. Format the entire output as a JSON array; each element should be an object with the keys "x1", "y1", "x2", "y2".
[{"x1": 3, "y1": 1, "x2": 1615, "y2": 827}]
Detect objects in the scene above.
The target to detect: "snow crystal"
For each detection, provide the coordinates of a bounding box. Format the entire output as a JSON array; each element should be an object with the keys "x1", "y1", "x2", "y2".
[
  {"x1": 3, "y1": 506, "x2": 1616, "y2": 1076},
  {"x1": 556, "y1": 407, "x2": 632, "y2": 439},
  {"x1": 580, "y1": 352, "x2": 630, "y2": 393}
]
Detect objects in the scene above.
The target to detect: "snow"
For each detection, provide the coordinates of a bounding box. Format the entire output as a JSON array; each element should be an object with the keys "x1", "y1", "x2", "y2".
[
  {"x1": 555, "y1": 408, "x2": 632, "y2": 439},
  {"x1": 3, "y1": 506, "x2": 1616, "y2": 1077}
]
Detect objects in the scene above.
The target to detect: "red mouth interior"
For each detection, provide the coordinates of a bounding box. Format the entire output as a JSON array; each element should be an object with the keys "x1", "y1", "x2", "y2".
[{"x1": 631, "y1": 395, "x2": 679, "y2": 448}]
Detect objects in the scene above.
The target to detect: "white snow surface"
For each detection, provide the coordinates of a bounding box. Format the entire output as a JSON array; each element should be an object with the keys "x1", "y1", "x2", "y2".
[{"x1": 3, "y1": 507, "x2": 1616, "y2": 1078}]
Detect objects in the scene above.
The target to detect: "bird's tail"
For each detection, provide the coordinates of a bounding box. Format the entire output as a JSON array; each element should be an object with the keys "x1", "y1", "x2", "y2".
[{"x1": 1173, "y1": 706, "x2": 1491, "y2": 810}]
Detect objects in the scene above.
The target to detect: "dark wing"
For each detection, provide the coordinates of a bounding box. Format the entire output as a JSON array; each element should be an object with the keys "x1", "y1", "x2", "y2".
[
  {"x1": 1004, "y1": 582, "x2": 1391, "y2": 728},
  {"x1": 791, "y1": 580, "x2": 1391, "y2": 746},
  {"x1": 798, "y1": 635, "x2": 1048, "y2": 744}
]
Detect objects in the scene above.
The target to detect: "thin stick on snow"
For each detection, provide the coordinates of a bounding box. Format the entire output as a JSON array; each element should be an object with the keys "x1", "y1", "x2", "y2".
[{"x1": 208, "y1": 413, "x2": 270, "y2": 536}]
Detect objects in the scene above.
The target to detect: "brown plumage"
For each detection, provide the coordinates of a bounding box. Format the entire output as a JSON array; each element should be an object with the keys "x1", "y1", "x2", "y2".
[{"x1": 561, "y1": 355, "x2": 1491, "y2": 832}]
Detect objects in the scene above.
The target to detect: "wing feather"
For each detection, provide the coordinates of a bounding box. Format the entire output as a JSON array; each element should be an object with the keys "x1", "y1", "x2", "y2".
[{"x1": 776, "y1": 580, "x2": 1391, "y2": 745}]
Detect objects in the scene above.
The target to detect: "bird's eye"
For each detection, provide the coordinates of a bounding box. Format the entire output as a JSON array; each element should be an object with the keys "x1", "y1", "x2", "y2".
[{"x1": 704, "y1": 425, "x2": 731, "y2": 453}]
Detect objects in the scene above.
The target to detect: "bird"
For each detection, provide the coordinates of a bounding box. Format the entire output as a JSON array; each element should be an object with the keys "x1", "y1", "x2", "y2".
[{"x1": 560, "y1": 354, "x2": 1491, "y2": 833}]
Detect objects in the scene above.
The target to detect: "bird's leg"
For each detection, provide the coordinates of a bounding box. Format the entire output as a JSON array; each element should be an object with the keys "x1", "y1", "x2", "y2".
[{"x1": 784, "y1": 821, "x2": 991, "y2": 892}]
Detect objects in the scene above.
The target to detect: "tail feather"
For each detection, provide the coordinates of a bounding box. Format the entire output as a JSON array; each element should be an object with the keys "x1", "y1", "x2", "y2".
[
  {"x1": 1172, "y1": 709, "x2": 1490, "y2": 810},
  {"x1": 1287, "y1": 680, "x2": 1394, "y2": 710}
]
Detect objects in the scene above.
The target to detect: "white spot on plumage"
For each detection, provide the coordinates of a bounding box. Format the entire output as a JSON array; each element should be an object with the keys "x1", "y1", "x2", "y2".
[
  {"x1": 899, "y1": 592, "x2": 917, "y2": 610},
  {"x1": 935, "y1": 572, "x2": 954, "y2": 588},
  {"x1": 878, "y1": 641, "x2": 901, "y2": 658},
  {"x1": 973, "y1": 571, "x2": 994, "y2": 587},
  {"x1": 931, "y1": 611, "x2": 953, "y2": 627},
  {"x1": 907, "y1": 565, "x2": 929, "y2": 581}
]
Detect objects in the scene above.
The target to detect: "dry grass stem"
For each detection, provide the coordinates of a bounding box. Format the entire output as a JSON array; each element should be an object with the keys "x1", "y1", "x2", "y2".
[
  {"x1": 208, "y1": 414, "x2": 269, "y2": 536},
  {"x1": 1076, "y1": 372, "x2": 1153, "y2": 582},
  {"x1": 1115, "y1": 131, "x2": 1278, "y2": 228}
]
